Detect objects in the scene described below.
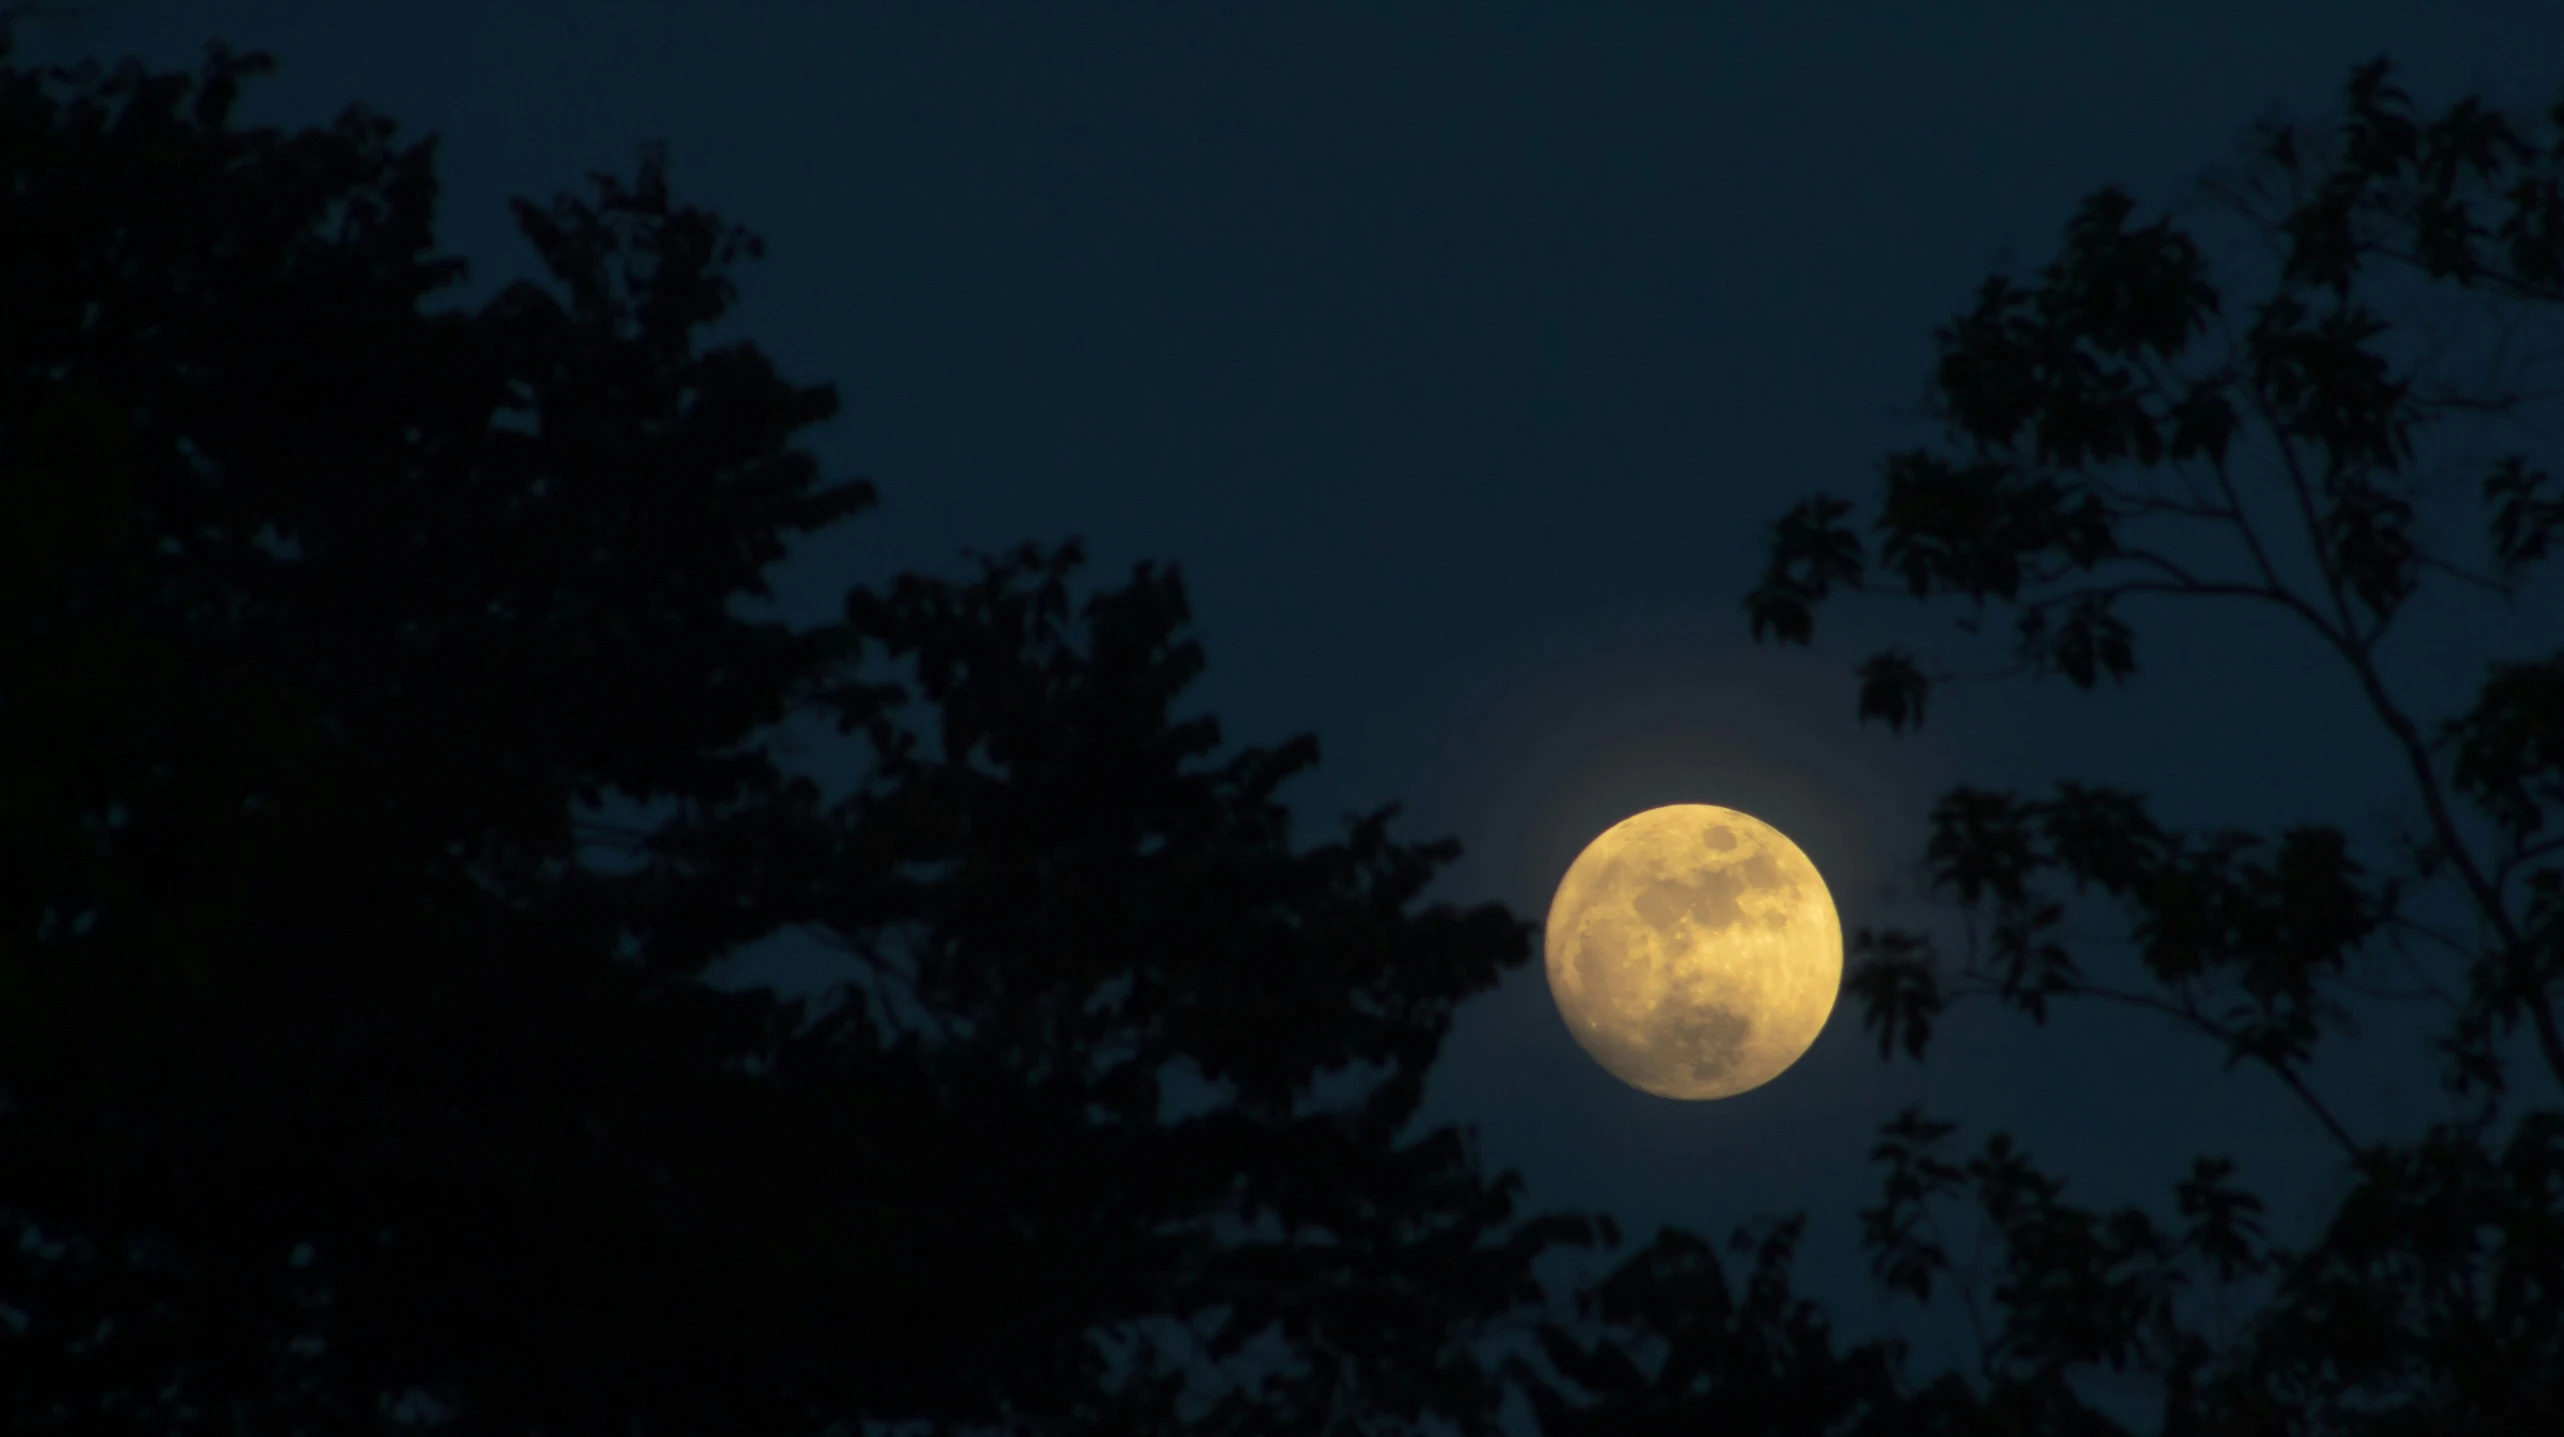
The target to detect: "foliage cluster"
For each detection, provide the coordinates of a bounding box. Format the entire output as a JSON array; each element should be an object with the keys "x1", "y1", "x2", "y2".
[{"x1": 1741, "y1": 55, "x2": 2564, "y2": 1435}]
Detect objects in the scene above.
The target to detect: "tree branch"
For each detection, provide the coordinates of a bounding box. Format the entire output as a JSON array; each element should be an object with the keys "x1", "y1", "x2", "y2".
[
  {"x1": 2414, "y1": 553, "x2": 2518, "y2": 598},
  {"x1": 2212, "y1": 378, "x2": 2564, "y2": 1081},
  {"x1": 2368, "y1": 242, "x2": 2564, "y2": 306},
  {"x1": 2199, "y1": 451, "x2": 2349, "y2": 646},
  {"x1": 2370, "y1": 920, "x2": 2468, "y2": 1015},
  {"x1": 2326, "y1": 637, "x2": 2564, "y2": 1087},
  {"x1": 2069, "y1": 982, "x2": 2363, "y2": 1159},
  {"x1": 2494, "y1": 834, "x2": 2564, "y2": 894},
  {"x1": 2027, "y1": 570, "x2": 2292, "y2": 611},
  {"x1": 2252, "y1": 383, "x2": 2372, "y2": 652},
  {"x1": 2086, "y1": 478, "x2": 2240, "y2": 524}
]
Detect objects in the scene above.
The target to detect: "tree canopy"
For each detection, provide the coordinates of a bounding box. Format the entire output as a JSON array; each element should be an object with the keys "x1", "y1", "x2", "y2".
[
  {"x1": 1734, "y1": 54, "x2": 2564, "y2": 1436},
  {"x1": 0, "y1": 34, "x2": 1613, "y2": 1435}
]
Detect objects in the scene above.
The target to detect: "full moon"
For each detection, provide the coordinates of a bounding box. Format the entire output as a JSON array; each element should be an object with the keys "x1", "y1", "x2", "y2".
[{"x1": 1544, "y1": 804, "x2": 1842, "y2": 1100}]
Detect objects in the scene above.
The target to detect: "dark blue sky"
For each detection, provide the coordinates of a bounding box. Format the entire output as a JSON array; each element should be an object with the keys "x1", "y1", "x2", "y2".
[{"x1": 28, "y1": 0, "x2": 2562, "y2": 1422}]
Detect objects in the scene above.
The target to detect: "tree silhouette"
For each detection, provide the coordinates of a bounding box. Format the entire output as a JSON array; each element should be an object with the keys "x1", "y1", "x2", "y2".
[
  {"x1": 1709, "y1": 55, "x2": 2564, "y2": 1435},
  {"x1": 0, "y1": 36, "x2": 1623, "y2": 1435},
  {"x1": 21, "y1": 25, "x2": 2558, "y2": 1437}
]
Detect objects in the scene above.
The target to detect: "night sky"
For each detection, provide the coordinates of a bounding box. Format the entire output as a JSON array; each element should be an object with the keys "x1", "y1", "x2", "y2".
[{"x1": 25, "y1": 0, "x2": 2562, "y2": 1422}]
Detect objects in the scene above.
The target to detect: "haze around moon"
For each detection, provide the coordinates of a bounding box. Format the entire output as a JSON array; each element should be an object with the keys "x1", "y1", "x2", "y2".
[{"x1": 1543, "y1": 804, "x2": 1842, "y2": 1100}]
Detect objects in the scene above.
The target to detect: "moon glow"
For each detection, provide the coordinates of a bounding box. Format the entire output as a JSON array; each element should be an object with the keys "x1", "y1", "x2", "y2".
[{"x1": 1544, "y1": 804, "x2": 1842, "y2": 1100}]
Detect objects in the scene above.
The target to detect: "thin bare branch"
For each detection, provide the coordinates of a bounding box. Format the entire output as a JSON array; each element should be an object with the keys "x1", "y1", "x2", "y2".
[
  {"x1": 2251, "y1": 380, "x2": 2373, "y2": 651},
  {"x1": 2072, "y1": 982, "x2": 2363, "y2": 1159},
  {"x1": 2022, "y1": 574, "x2": 2294, "y2": 611},
  {"x1": 2496, "y1": 834, "x2": 2564, "y2": 893},
  {"x1": 2331, "y1": 975, "x2": 2455, "y2": 1006},
  {"x1": 2369, "y1": 243, "x2": 2564, "y2": 306},
  {"x1": 2086, "y1": 478, "x2": 2240, "y2": 523},
  {"x1": 2414, "y1": 553, "x2": 2518, "y2": 597},
  {"x1": 2200, "y1": 449, "x2": 2348, "y2": 645},
  {"x1": 2380, "y1": 911, "x2": 2480, "y2": 966}
]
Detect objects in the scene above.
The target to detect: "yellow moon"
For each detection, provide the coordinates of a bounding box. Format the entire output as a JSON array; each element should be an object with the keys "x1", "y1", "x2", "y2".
[{"x1": 1544, "y1": 804, "x2": 1841, "y2": 1100}]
